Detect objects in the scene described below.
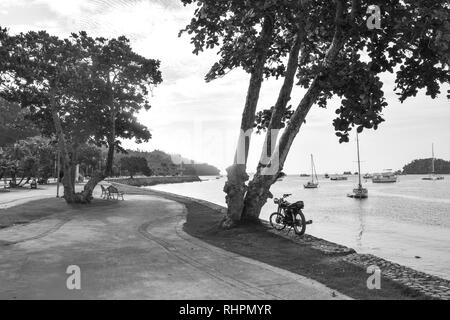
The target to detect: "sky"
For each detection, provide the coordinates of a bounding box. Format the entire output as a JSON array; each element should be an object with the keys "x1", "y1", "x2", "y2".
[{"x1": 1, "y1": 0, "x2": 449, "y2": 174}]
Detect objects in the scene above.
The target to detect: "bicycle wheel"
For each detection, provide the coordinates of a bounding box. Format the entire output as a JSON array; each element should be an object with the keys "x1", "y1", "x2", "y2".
[
  {"x1": 293, "y1": 211, "x2": 306, "y2": 236},
  {"x1": 269, "y1": 212, "x2": 286, "y2": 231}
]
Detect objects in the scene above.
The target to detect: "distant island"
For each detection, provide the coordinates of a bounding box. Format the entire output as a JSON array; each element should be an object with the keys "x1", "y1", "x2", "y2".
[{"x1": 402, "y1": 158, "x2": 450, "y2": 174}]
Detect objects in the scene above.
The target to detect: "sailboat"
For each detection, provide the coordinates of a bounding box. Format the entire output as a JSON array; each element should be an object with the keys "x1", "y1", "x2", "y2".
[
  {"x1": 422, "y1": 144, "x2": 444, "y2": 181},
  {"x1": 348, "y1": 133, "x2": 368, "y2": 199},
  {"x1": 304, "y1": 154, "x2": 319, "y2": 189}
]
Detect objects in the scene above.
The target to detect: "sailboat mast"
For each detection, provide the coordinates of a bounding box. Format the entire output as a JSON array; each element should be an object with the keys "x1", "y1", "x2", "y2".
[
  {"x1": 432, "y1": 143, "x2": 435, "y2": 174},
  {"x1": 357, "y1": 133, "x2": 362, "y2": 187},
  {"x1": 311, "y1": 154, "x2": 314, "y2": 183}
]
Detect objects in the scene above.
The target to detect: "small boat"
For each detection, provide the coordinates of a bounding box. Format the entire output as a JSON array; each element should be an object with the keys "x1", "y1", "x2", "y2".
[
  {"x1": 348, "y1": 186, "x2": 368, "y2": 198},
  {"x1": 330, "y1": 175, "x2": 348, "y2": 181},
  {"x1": 304, "y1": 154, "x2": 319, "y2": 189},
  {"x1": 363, "y1": 174, "x2": 373, "y2": 179},
  {"x1": 343, "y1": 171, "x2": 352, "y2": 175},
  {"x1": 300, "y1": 174, "x2": 310, "y2": 177},
  {"x1": 348, "y1": 133, "x2": 368, "y2": 199},
  {"x1": 422, "y1": 143, "x2": 444, "y2": 181},
  {"x1": 324, "y1": 173, "x2": 330, "y2": 179},
  {"x1": 372, "y1": 170, "x2": 397, "y2": 183}
]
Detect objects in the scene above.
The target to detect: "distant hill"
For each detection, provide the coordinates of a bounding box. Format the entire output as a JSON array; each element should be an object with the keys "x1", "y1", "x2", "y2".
[
  {"x1": 182, "y1": 163, "x2": 221, "y2": 176},
  {"x1": 402, "y1": 158, "x2": 450, "y2": 174},
  {"x1": 115, "y1": 149, "x2": 220, "y2": 176}
]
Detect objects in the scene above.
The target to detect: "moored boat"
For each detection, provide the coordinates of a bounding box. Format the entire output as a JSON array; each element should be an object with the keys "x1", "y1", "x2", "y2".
[
  {"x1": 422, "y1": 143, "x2": 444, "y2": 181},
  {"x1": 330, "y1": 175, "x2": 348, "y2": 181},
  {"x1": 348, "y1": 133, "x2": 368, "y2": 199},
  {"x1": 372, "y1": 170, "x2": 397, "y2": 183},
  {"x1": 304, "y1": 154, "x2": 319, "y2": 189},
  {"x1": 348, "y1": 186, "x2": 368, "y2": 199}
]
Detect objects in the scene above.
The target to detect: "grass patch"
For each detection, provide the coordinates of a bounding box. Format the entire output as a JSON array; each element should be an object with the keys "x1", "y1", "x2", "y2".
[
  {"x1": 182, "y1": 201, "x2": 428, "y2": 300},
  {"x1": 0, "y1": 198, "x2": 114, "y2": 229}
]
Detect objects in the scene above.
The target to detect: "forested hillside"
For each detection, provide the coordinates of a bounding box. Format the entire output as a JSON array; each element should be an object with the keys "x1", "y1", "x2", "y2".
[{"x1": 403, "y1": 159, "x2": 450, "y2": 174}]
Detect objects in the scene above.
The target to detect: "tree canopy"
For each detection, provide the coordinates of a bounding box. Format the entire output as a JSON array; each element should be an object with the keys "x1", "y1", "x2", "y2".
[
  {"x1": 403, "y1": 158, "x2": 450, "y2": 175},
  {"x1": 181, "y1": 0, "x2": 450, "y2": 226},
  {"x1": 0, "y1": 28, "x2": 162, "y2": 202},
  {"x1": 120, "y1": 156, "x2": 152, "y2": 178}
]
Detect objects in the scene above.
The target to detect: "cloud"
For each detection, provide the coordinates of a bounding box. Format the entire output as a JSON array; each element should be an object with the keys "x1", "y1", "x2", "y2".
[
  {"x1": 3, "y1": 0, "x2": 450, "y2": 172},
  {"x1": 33, "y1": 0, "x2": 98, "y2": 16}
]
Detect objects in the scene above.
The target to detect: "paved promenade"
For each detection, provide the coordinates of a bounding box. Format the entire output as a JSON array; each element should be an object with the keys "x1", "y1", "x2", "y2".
[{"x1": 0, "y1": 188, "x2": 347, "y2": 300}]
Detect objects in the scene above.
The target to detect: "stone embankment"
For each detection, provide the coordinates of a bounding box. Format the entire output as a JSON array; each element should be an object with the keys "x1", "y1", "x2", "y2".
[{"x1": 108, "y1": 176, "x2": 201, "y2": 187}]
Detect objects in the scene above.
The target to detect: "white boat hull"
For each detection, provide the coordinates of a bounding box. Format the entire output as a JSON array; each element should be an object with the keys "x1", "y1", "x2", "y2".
[
  {"x1": 372, "y1": 178, "x2": 397, "y2": 183},
  {"x1": 348, "y1": 187, "x2": 368, "y2": 199},
  {"x1": 304, "y1": 182, "x2": 319, "y2": 189},
  {"x1": 422, "y1": 176, "x2": 444, "y2": 181}
]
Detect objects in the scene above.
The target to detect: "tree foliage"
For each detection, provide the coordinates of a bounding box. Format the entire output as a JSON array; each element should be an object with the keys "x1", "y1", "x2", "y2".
[
  {"x1": 0, "y1": 98, "x2": 39, "y2": 146},
  {"x1": 181, "y1": 0, "x2": 450, "y2": 225},
  {"x1": 0, "y1": 136, "x2": 56, "y2": 185},
  {"x1": 0, "y1": 28, "x2": 162, "y2": 202},
  {"x1": 403, "y1": 158, "x2": 450, "y2": 175},
  {"x1": 120, "y1": 156, "x2": 152, "y2": 178},
  {"x1": 182, "y1": 0, "x2": 449, "y2": 142}
]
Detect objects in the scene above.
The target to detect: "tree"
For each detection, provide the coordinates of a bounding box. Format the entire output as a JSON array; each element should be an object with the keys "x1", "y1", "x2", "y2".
[
  {"x1": 0, "y1": 29, "x2": 162, "y2": 203},
  {"x1": 403, "y1": 158, "x2": 450, "y2": 175},
  {"x1": 0, "y1": 136, "x2": 55, "y2": 185},
  {"x1": 77, "y1": 144, "x2": 102, "y2": 177},
  {"x1": 0, "y1": 98, "x2": 39, "y2": 147},
  {"x1": 181, "y1": 0, "x2": 304, "y2": 226},
  {"x1": 120, "y1": 156, "x2": 152, "y2": 178},
  {"x1": 182, "y1": 0, "x2": 450, "y2": 227}
]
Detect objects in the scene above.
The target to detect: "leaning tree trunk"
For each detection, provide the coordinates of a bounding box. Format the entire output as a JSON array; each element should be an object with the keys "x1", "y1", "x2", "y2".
[
  {"x1": 221, "y1": 15, "x2": 275, "y2": 228},
  {"x1": 49, "y1": 90, "x2": 77, "y2": 202},
  {"x1": 242, "y1": 32, "x2": 304, "y2": 223},
  {"x1": 242, "y1": 5, "x2": 347, "y2": 221},
  {"x1": 76, "y1": 87, "x2": 116, "y2": 203}
]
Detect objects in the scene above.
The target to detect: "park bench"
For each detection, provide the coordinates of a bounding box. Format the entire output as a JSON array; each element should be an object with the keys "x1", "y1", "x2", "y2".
[
  {"x1": 100, "y1": 185, "x2": 108, "y2": 199},
  {"x1": 106, "y1": 185, "x2": 124, "y2": 201},
  {"x1": 37, "y1": 178, "x2": 48, "y2": 185}
]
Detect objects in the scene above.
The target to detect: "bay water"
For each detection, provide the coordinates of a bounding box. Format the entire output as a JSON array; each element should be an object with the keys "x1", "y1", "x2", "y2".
[{"x1": 149, "y1": 174, "x2": 450, "y2": 280}]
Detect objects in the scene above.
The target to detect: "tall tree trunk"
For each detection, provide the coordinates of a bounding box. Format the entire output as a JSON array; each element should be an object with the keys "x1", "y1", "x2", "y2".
[
  {"x1": 105, "y1": 110, "x2": 116, "y2": 177},
  {"x1": 241, "y1": 1, "x2": 347, "y2": 222},
  {"x1": 76, "y1": 84, "x2": 116, "y2": 203},
  {"x1": 221, "y1": 15, "x2": 275, "y2": 228},
  {"x1": 242, "y1": 33, "x2": 304, "y2": 223},
  {"x1": 49, "y1": 90, "x2": 77, "y2": 202},
  {"x1": 17, "y1": 175, "x2": 25, "y2": 186}
]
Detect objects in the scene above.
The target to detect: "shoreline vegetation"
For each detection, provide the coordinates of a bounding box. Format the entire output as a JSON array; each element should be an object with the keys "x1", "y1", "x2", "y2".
[
  {"x1": 402, "y1": 158, "x2": 450, "y2": 175},
  {"x1": 107, "y1": 176, "x2": 202, "y2": 187}
]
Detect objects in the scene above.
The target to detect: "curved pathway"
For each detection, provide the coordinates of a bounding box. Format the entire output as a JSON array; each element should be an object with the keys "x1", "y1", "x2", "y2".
[{"x1": 0, "y1": 193, "x2": 348, "y2": 299}]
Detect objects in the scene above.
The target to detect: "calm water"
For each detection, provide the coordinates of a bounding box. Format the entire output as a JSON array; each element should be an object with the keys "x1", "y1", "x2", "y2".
[{"x1": 149, "y1": 175, "x2": 450, "y2": 280}]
